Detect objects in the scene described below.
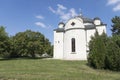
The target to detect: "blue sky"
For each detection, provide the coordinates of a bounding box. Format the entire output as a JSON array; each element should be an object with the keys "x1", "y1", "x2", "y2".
[{"x1": 0, "y1": 0, "x2": 120, "y2": 43}]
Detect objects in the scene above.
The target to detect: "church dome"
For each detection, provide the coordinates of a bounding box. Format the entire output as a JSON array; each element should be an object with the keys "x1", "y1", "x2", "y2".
[
  {"x1": 75, "y1": 16, "x2": 93, "y2": 23},
  {"x1": 94, "y1": 17, "x2": 101, "y2": 20},
  {"x1": 58, "y1": 22, "x2": 65, "y2": 28},
  {"x1": 75, "y1": 16, "x2": 95, "y2": 29},
  {"x1": 93, "y1": 17, "x2": 101, "y2": 25}
]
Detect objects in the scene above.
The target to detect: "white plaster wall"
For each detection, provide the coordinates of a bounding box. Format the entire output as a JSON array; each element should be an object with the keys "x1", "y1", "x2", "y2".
[
  {"x1": 94, "y1": 20, "x2": 101, "y2": 25},
  {"x1": 96, "y1": 25, "x2": 106, "y2": 35},
  {"x1": 84, "y1": 23, "x2": 93, "y2": 26},
  {"x1": 64, "y1": 29, "x2": 87, "y2": 60},
  {"x1": 63, "y1": 18, "x2": 87, "y2": 60},
  {"x1": 53, "y1": 31, "x2": 64, "y2": 59},
  {"x1": 86, "y1": 29, "x2": 96, "y2": 53},
  {"x1": 86, "y1": 29, "x2": 96, "y2": 45},
  {"x1": 53, "y1": 16, "x2": 106, "y2": 60}
]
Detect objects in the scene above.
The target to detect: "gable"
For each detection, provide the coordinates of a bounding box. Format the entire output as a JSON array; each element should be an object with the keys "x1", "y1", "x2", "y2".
[{"x1": 65, "y1": 18, "x2": 85, "y2": 30}]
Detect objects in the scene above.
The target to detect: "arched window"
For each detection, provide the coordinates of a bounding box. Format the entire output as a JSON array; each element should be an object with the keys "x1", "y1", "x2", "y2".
[{"x1": 71, "y1": 38, "x2": 75, "y2": 52}]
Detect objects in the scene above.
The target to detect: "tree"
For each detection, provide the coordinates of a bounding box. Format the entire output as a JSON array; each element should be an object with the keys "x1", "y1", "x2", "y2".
[
  {"x1": 12, "y1": 30, "x2": 52, "y2": 58},
  {"x1": 44, "y1": 38, "x2": 52, "y2": 55},
  {"x1": 88, "y1": 16, "x2": 120, "y2": 71},
  {"x1": 111, "y1": 16, "x2": 120, "y2": 35},
  {"x1": 105, "y1": 35, "x2": 120, "y2": 71},
  {"x1": 0, "y1": 26, "x2": 11, "y2": 58},
  {"x1": 88, "y1": 31, "x2": 108, "y2": 69}
]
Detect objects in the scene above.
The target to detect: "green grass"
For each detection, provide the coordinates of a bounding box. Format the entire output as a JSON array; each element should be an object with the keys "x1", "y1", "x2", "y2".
[{"x1": 0, "y1": 59, "x2": 120, "y2": 80}]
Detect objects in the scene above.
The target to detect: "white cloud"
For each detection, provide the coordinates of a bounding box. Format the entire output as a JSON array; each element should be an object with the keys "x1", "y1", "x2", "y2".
[
  {"x1": 113, "y1": 3, "x2": 120, "y2": 11},
  {"x1": 57, "y1": 4, "x2": 67, "y2": 10},
  {"x1": 107, "y1": 0, "x2": 120, "y2": 5},
  {"x1": 49, "y1": 4, "x2": 78, "y2": 22},
  {"x1": 36, "y1": 15, "x2": 44, "y2": 19},
  {"x1": 35, "y1": 22, "x2": 46, "y2": 28},
  {"x1": 107, "y1": 0, "x2": 120, "y2": 11},
  {"x1": 48, "y1": 6, "x2": 56, "y2": 13},
  {"x1": 35, "y1": 15, "x2": 52, "y2": 29},
  {"x1": 69, "y1": 8, "x2": 78, "y2": 17}
]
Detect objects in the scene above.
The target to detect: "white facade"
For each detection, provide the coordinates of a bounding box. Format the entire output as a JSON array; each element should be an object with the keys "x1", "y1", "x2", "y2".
[{"x1": 54, "y1": 15, "x2": 106, "y2": 60}]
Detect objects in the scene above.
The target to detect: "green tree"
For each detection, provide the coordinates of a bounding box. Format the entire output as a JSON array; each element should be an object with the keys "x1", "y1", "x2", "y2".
[
  {"x1": 0, "y1": 26, "x2": 11, "y2": 58},
  {"x1": 105, "y1": 35, "x2": 120, "y2": 71},
  {"x1": 44, "y1": 38, "x2": 52, "y2": 55},
  {"x1": 12, "y1": 30, "x2": 52, "y2": 58},
  {"x1": 88, "y1": 16, "x2": 120, "y2": 71},
  {"x1": 88, "y1": 31, "x2": 107, "y2": 69},
  {"x1": 111, "y1": 16, "x2": 120, "y2": 35}
]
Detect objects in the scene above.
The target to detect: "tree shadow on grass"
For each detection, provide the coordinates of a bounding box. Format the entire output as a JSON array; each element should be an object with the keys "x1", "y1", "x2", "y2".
[{"x1": 0, "y1": 56, "x2": 52, "y2": 61}]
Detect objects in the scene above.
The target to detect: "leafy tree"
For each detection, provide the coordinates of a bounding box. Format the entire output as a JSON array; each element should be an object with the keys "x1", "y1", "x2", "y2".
[
  {"x1": 0, "y1": 26, "x2": 11, "y2": 58},
  {"x1": 44, "y1": 38, "x2": 52, "y2": 55},
  {"x1": 111, "y1": 16, "x2": 120, "y2": 35},
  {"x1": 0, "y1": 26, "x2": 53, "y2": 59},
  {"x1": 12, "y1": 30, "x2": 52, "y2": 58},
  {"x1": 12, "y1": 30, "x2": 42, "y2": 58}
]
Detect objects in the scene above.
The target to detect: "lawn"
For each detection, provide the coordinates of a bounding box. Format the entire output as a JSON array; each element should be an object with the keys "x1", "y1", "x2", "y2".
[{"x1": 0, "y1": 59, "x2": 120, "y2": 80}]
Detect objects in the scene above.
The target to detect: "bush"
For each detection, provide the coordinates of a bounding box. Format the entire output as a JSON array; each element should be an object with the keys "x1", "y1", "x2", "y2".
[
  {"x1": 105, "y1": 35, "x2": 120, "y2": 71},
  {"x1": 88, "y1": 32, "x2": 120, "y2": 71},
  {"x1": 88, "y1": 31, "x2": 107, "y2": 69}
]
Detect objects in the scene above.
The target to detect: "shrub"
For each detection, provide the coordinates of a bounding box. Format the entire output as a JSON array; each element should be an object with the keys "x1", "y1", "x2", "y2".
[
  {"x1": 88, "y1": 33, "x2": 120, "y2": 71},
  {"x1": 105, "y1": 35, "x2": 120, "y2": 71},
  {"x1": 88, "y1": 31, "x2": 107, "y2": 69}
]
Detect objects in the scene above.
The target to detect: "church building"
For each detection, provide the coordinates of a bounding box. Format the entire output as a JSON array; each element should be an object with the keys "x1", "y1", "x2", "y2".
[{"x1": 53, "y1": 14, "x2": 106, "y2": 60}]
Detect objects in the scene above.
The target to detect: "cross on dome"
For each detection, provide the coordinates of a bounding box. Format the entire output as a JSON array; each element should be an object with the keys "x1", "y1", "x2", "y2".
[{"x1": 79, "y1": 8, "x2": 82, "y2": 16}]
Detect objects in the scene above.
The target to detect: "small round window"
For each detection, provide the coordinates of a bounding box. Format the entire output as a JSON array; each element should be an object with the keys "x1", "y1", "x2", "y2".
[{"x1": 71, "y1": 22, "x2": 75, "y2": 26}]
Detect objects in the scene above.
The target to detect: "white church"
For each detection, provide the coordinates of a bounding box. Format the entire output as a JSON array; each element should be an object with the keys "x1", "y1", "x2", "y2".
[{"x1": 53, "y1": 14, "x2": 106, "y2": 60}]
